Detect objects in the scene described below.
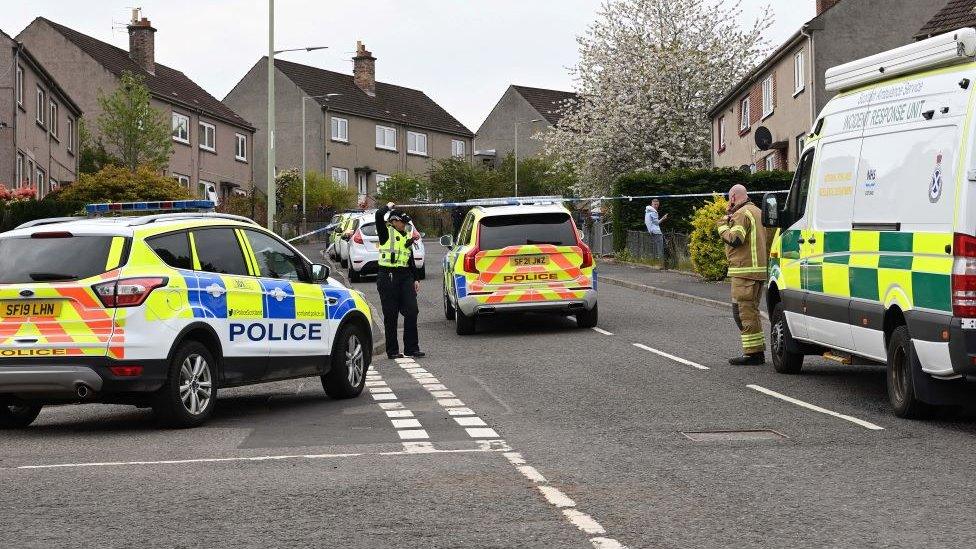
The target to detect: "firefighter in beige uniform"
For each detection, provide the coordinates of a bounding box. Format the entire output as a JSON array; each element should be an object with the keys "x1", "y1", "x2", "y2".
[{"x1": 717, "y1": 184, "x2": 769, "y2": 365}]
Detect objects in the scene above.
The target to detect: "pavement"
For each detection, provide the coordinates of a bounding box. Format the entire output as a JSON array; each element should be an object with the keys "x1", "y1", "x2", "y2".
[{"x1": 3, "y1": 243, "x2": 976, "y2": 548}]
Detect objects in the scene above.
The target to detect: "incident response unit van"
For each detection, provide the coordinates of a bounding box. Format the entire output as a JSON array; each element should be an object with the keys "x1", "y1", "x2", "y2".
[{"x1": 762, "y1": 28, "x2": 976, "y2": 418}]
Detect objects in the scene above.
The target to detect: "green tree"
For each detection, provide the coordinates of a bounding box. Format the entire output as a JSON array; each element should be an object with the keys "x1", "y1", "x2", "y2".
[
  {"x1": 274, "y1": 169, "x2": 356, "y2": 224},
  {"x1": 494, "y1": 154, "x2": 577, "y2": 198},
  {"x1": 426, "y1": 158, "x2": 501, "y2": 202},
  {"x1": 375, "y1": 172, "x2": 427, "y2": 204},
  {"x1": 218, "y1": 186, "x2": 267, "y2": 226},
  {"x1": 78, "y1": 119, "x2": 118, "y2": 175},
  {"x1": 97, "y1": 70, "x2": 172, "y2": 172},
  {"x1": 688, "y1": 195, "x2": 730, "y2": 281},
  {"x1": 57, "y1": 165, "x2": 191, "y2": 203}
]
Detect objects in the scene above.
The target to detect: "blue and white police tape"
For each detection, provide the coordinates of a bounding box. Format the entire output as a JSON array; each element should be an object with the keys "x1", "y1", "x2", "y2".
[{"x1": 388, "y1": 190, "x2": 789, "y2": 209}]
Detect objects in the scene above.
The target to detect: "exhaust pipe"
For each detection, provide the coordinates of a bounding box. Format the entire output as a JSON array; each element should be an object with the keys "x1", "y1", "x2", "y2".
[{"x1": 76, "y1": 384, "x2": 90, "y2": 399}]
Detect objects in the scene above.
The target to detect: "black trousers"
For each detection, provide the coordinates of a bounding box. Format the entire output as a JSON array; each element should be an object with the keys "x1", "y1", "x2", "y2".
[{"x1": 376, "y1": 267, "x2": 419, "y2": 356}]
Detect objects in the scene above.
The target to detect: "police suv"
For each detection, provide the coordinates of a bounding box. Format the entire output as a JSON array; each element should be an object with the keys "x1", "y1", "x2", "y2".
[
  {"x1": 762, "y1": 29, "x2": 976, "y2": 417},
  {"x1": 0, "y1": 202, "x2": 373, "y2": 428}
]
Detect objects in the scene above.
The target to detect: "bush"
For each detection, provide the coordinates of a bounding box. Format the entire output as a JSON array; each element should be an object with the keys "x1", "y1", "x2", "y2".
[
  {"x1": 57, "y1": 165, "x2": 191, "y2": 203},
  {"x1": 611, "y1": 168, "x2": 792, "y2": 251},
  {"x1": 0, "y1": 192, "x2": 86, "y2": 232},
  {"x1": 688, "y1": 196, "x2": 729, "y2": 281},
  {"x1": 218, "y1": 189, "x2": 267, "y2": 226},
  {"x1": 376, "y1": 173, "x2": 426, "y2": 204},
  {"x1": 274, "y1": 169, "x2": 356, "y2": 224}
]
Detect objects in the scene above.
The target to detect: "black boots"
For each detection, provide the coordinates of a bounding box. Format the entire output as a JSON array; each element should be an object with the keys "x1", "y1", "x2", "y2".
[{"x1": 729, "y1": 353, "x2": 765, "y2": 365}]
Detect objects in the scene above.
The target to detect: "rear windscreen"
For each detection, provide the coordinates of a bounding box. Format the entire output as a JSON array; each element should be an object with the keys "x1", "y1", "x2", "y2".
[
  {"x1": 360, "y1": 223, "x2": 378, "y2": 237},
  {"x1": 478, "y1": 213, "x2": 577, "y2": 249},
  {"x1": 0, "y1": 236, "x2": 117, "y2": 283}
]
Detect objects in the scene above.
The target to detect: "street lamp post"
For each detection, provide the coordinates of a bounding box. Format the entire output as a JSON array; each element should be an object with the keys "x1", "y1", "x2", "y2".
[
  {"x1": 301, "y1": 93, "x2": 341, "y2": 232},
  {"x1": 514, "y1": 118, "x2": 543, "y2": 198}
]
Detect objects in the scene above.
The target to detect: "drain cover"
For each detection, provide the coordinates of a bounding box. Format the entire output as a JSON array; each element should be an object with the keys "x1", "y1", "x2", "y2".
[{"x1": 680, "y1": 430, "x2": 786, "y2": 442}]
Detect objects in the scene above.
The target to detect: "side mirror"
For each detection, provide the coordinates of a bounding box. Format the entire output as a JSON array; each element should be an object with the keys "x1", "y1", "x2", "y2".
[
  {"x1": 761, "y1": 192, "x2": 780, "y2": 228},
  {"x1": 311, "y1": 263, "x2": 331, "y2": 282},
  {"x1": 439, "y1": 234, "x2": 455, "y2": 248}
]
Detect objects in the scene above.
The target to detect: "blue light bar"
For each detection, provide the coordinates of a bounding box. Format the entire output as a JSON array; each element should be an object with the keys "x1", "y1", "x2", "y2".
[{"x1": 85, "y1": 200, "x2": 216, "y2": 215}]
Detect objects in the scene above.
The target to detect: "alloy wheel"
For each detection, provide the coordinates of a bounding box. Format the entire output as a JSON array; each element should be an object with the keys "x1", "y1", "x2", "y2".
[
  {"x1": 346, "y1": 334, "x2": 365, "y2": 387},
  {"x1": 179, "y1": 354, "x2": 213, "y2": 416}
]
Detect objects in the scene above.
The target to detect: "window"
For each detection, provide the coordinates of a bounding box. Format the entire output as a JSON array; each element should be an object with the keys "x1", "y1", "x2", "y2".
[
  {"x1": 235, "y1": 133, "x2": 247, "y2": 161},
  {"x1": 407, "y1": 131, "x2": 428, "y2": 156},
  {"x1": 796, "y1": 134, "x2": 806, "y2": 162},
  {"x1": 357, "y1": 172, "x2": 368, "y2": 196},
  {"x1": 173, "y1": 174, "x2": 190, "y2": 188},
  {"x1": 26, "y1": 159, "x2": 33, "y2": 186},
  {"x1": 762, "y1": 76, "x2": 774, "y2": 118},
  {"x1": 36, "y1": 167, "x2": 45, "y2": 191},
  {"x1": 376, "y1": 125, "x2": 397, "y2": 150},
  {"x1": 244, "y1": 230, "x2": 307, "y2": 281},
  {"x1": 331, "y1": 167, "x2": 349, "y2": 185},
  {"x1": 199, "y1": 180, "x2": 215, "y2": 200},
  {"x1": 15, "y1": 65, "x2": 23, "y2": 106},
  {"x1": 717, "y1": 116, "x2": 726, "y2": 152},
  {"x1": 36, "y1": 87, "x2": 45, "y2": 126},
  {"x1": 784, "y1": 149, "x2": 815, "y2": 226},
  {"x1": 739, "y1": 97, "x2": 750, "y2": 131},
  {"x1": 172, "y1": 112, "x2": 190, "y2": 143},
  {"x1": 15, "y1": 153, "x2": 23, "y2": 188},
  {"x1": 478, "y1": 213, "x2": 577, "y2": 250},
  {"x1": 191, "y1": 228, "x2": 249, "y2": 276},
  {"x1": 50, "y1": 178, "x2": 58, "y2": 190},
  {"x1": 452, "y1": 139, "x2": 465, "y2": 158},
  {"x1": 49, "y1": 100, "x2": 59, "y2": 138},
  {"x1": 376, "y1": 173, "x2": 390, "y2": 193},
  {"x1": 794, "y1": 51, "x2": 805, "y2": 95},
  {"x1": 199, "y1": 121, "x2": 216, "y2": 151},
  {"x1": 331, "y1": 117, "x2": 348, "y2": 142},
  {"x1": 765, "y1": 153, "x2": 779, "y2": 171},
  {"x1": 67, "y1": 117, "x2": 76, "y2": 153},
  {"x1": 0, "y1": 236, "x2": 117, "y2": 284},
  {"x1": 148, "y1": 232, "x2": 193, "y2": 270}
]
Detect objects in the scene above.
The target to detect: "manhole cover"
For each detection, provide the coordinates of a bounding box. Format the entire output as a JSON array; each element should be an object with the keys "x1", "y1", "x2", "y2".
[{"x1": 680, "y1": 429, "x2": 786, "y2": 442}]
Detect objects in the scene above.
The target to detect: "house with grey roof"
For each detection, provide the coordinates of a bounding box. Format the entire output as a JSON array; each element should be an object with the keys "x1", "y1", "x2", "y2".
[
  {"x1": 917, "y1": 0, "x2": 976, "y2": 39},
  {"x1": 1, "y1": 28, "x2": 82, "y2": 196},
  {"x1": 474, "y1": 85, "x2": 578, "y2": 167},
  {"x1": 224, "y1": 41, "x2": 473, "y2": 205},
  {"x1": 18, "y1": 11, "x2": 255, "y2": 201}
]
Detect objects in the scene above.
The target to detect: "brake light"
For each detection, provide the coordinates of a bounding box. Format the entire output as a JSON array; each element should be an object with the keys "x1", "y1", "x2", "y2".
[
  {"x1": 353, "y1": 230, "x2": 364, "y2": 244},
  {"x1": 109, "y1": 365, "x2": 144, "y2": 377},
  {"x1": 464, "y1": 247, "x2": 479, "y2": 273},
  {"x1": 93, "y1": 277, "x2": 168, "y2": 308},
  {"x1": 31, "y1": 231, "x2": 73, "y2": 238},
  {"x1": 952, "y1": 233, "x2": 976, "y2": 317},
  {"x1": 579, "y1": 243, "x2": 593, "y2": 269}
]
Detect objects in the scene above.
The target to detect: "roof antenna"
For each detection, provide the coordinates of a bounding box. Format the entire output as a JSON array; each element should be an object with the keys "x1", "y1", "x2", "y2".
[{"x1": 111, "y1": 7, "x2": 140, "y2": 36}]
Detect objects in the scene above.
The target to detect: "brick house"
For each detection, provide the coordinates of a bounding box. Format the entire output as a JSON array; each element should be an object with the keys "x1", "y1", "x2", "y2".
[
  {"x1": 708, "y1": 0, "x2": 945, "y2": 172},
  {"x1": 1, "y1": 29, "x2": 81, "y2": 196},
  {"x1": 224, "y1": 42, "x2": 473, "y2": 205},
  {"x1": 474, "y1": 85, "x2": 578, "y2": 167},
  {"x1": 18, "y1": 12, "x2": 255, "y2": 201}
]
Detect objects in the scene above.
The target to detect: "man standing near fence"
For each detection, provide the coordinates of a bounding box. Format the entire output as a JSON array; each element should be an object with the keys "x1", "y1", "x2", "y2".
[
  {"x1": 717, "y1": 184, "x2": 768, "y2": 365},
  {"x1": 644, "y1": 199, "x2": 668, "y2": 261}
]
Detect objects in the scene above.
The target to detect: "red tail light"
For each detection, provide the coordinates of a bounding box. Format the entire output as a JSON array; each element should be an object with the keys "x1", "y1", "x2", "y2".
[
  {"x1": 93, "y1": 277, "x2": 168, "y2": 308},
  {"x1": 464, "y1": 247, "x2": 479, "y2": 273},
  {"x1": 952, "y1": 233, "x2": 976, "y2": 317},
  {"x1": 109, "y1": 365, "x2": 144, "y2": 377},
  {"x1": 31, "y1": 231, "x2": 73, "y2": 239},
  {"x1": 352, "y1": 230, "x2": 364, "y2": 244},
  {"x1": 579, "y1": 243, "x2": 594, "y2": 269}
]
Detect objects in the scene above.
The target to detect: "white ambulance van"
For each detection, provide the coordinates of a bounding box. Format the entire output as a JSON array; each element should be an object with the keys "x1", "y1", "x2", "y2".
[{"x1": 762, "y1": 28, "x2": 976, "y2": 418}]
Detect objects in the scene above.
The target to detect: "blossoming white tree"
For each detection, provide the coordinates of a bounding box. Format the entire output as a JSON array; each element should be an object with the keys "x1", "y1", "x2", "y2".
[{"x1": 543, "y1": 0, "x2": 772, "y2": 195}]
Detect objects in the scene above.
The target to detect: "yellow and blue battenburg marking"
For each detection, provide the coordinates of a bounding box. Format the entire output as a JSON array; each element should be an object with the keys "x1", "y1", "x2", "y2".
[{"x1": 180, "y1": 273, "x2": 358, "y2": 322}]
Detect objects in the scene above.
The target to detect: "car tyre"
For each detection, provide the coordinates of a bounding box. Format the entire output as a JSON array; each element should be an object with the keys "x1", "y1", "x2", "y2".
[
  {"x1": 340, "y1": 256, "x2": 348, "y2": 268},
  {"x1": 348, "y1": 263, "x2": 361, "y2": 283},
  {"x1": 886, "y1": 325, "x2": 932, "y2": 419},
  {"x1": 443, "y1": 287, "x2": 456, "y2": 321},
  {"x1": 0, "y1": 400, "x2": 42, "y2": 428},
  {"x1": 771, "y1": 302, "x2": 804, "y2": 374},
  {"x1": 323, "y1": 322, "x2": 370, "y2": 398},
  {"x1": 153, "y1": 341, "x2": 217, "y2": 428},
  {"x1": 576, "y1": 303, "x2": 598, "y2": 328},
  {"x1": 455, "y1": 304, "x2": 476, "y2": 336}
]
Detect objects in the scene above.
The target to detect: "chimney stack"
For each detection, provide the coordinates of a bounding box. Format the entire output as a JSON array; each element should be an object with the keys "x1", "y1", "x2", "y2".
[
  {"x1": 127, "y1": 8, "x2": 157, "y2": 74},
  {"x1": 353, "y1": 41, "x2": 376, "y2": 96},
  {"x1": 816, "y1": 0, "x2": 841, "y2": 15}
]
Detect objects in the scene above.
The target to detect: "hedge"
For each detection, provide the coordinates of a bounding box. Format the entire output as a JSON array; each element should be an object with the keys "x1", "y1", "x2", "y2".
[
  {"x1": 0, "y1": 200, "x2": 87, "y2": 232},
  {"x1": 611, "y1": 168, "x2": 793, "y2": 252}
]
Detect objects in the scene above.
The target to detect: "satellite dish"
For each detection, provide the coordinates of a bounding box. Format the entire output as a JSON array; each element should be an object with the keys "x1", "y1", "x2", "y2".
[
  {"x1": 755, "y1": 126, "x2": 773, "y2": 151},
  {"x1": 739, "y1": 164, "x2": 752, "y2": 173}
]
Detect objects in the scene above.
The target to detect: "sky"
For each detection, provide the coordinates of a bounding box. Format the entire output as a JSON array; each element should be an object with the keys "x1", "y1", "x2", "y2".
[{"x1": 6, "y1": 1, "x2": 815, "y2": 131}]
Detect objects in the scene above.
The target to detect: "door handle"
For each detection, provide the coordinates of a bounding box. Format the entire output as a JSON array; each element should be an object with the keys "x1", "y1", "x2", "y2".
[
  {"x1": 807, "y1": 237, "x2": 817, "y2": 244},
  {"x1": 797, "y1": 238, "x2": 806, "y2": 244}
]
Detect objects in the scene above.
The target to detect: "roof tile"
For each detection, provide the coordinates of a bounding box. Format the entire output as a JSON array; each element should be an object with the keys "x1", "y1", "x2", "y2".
[
  {"x1": 917, "y1": 0, "x2": 976, "y2": 38},
  {"x1": 511, "y1": 85, "x2": 578, "y2": 125}
]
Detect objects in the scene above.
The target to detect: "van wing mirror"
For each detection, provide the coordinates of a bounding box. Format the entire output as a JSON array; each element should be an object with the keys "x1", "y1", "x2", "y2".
[
  {"x1": 439, "y1": 234, "x2": 454, "y2": 248},
  {"x1": 311, "y1": 263, "x2": 331, "y2": 282},
  {"x1": 761, "y1": 192, "x2": 780, "y2": 228}
]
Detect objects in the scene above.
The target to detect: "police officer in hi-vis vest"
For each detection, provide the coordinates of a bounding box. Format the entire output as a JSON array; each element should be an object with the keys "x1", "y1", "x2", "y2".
[
  {"x1": 375, "y1": 202, "x2": 425, "y2": 359},
  {"x1": 717, "y1": 184, "x2": 769, "y2": 365}
]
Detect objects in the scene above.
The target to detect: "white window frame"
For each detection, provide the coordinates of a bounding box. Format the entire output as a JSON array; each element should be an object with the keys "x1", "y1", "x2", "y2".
[
  {"x1": 15, "y1": 65, "x2": 23, "y2": 107},
  {"x1": 357, "y1": 172, "x2": 368, "y2": 196},
  {"x1": 766, "y1": 153, "x2": 779, "y2": 171},
  {"x1": 15, "y1": 153, "x2": 23, "y2": 188},
  {"x1": 375, "y1": 173, "x2": 390, "y2": 193},
  {"x1": 375, "y1": 125, "x2": 397, "y2": 151},
  {"x1": 452, "y1": 139, "x2": 465, "y2": 158},
  {"x1": 173, "y1": 174, "x2": 190, "y2": 189},
  {"x1": 331, "y1": 117, "x2": 348, "y2": 142},
  {"x1": 172, "y1": 112, "x2": 190, "y2": 144},
  {"x1": 793, "y1": 51, "x2": 805, "y2": 96},
  {"x1": 25, "y1": 159, "x2": 34, "y2": 186},
  {"x1": 331, "y1": 167, "x2": 349, "y2": 185},
  {"x1": 36, "y1": 87, "x2": 45, "y2": 126},
  {"x1": 67, "y1": 117, "x2": 76, "y2": 154},
  {"x1": 407, "y1": 131, "x2": 428, "y2": 156},
  {"x1": 718, "y1": 116, "x2": 726, "y2": 151},
  {"x1": 235, "y1": 133, "x2": 247, "y2": 161},
  {"x1": 49, "y1": 100, "x2": 59, "y2": 138},
  {"x1": 762, "y1": 76, "x2": 774, "y2": 118},
  {"x1": 36, "y1": 167, "x2": 45, "y2": 190},
  {"x1": 199, "y1": 180, "x2": 214, "y2": 199},
  {"x1": 739, "y1": 97, "x2": 750, "y2": 131},
  {"x1": 199, "y1": 121, "x2": 216, "y2": 152},
  {"x1": 796, "y1": 133, "x2": 806, "y2": 162}
]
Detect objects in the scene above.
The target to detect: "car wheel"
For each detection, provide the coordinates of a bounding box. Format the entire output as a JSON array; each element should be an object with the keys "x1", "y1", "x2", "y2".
[
  {"x1": 455, "y1": 304, "x2": 476, "y2": 336},
  {"x1": 886, "y1": 325, "x2": 932, "y2": 419},
  {"x1": 0, "y1": 399, "x2": 42, "y2": 428},
  {"x1": 153, "y1": 341, "x2": 217, "y2": 428},
  {"x1": 575, "y1": 303, "x2": 598, "y2": 328},
  {"x1": 323, "y1": 322, "x2": 370, "y2": 398},
  {"x1": 443, "y1": 287, "x2": 456, "y2": 321},
  {"x1": 348, "y1": 263, "x2": 361, "y2": 283},
  {"x1": 340, "y1": 256, "x2": 348, "y2": 268},
  {"x1": 771, "y1": 303, "x2": 804, "y2": 374}
]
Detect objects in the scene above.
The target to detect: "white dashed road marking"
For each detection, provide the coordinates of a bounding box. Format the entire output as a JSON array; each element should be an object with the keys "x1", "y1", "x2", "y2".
[
  {"x1": 632, "y1": 343, "x2": 709, "y2": 370},
  {"x1": 747, "y1": 384, "x2": 884, "y2": 430},
  {"x1": 591, "y1": 327, "x2": 613, "y2": 336}
]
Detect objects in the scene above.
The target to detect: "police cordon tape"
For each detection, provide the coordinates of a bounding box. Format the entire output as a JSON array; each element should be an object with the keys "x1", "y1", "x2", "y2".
[{"x1": 285, "y1": 189, "x2": 789, "y2": 242}]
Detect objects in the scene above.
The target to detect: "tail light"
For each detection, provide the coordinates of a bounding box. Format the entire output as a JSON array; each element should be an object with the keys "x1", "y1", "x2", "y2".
[
  {"x1": 579, "y1": 243, "x2": 594, "y2": 269},
  {"x1": 952, "y1": 233, "x2": 976, "y2": 317},
  {"x1": 109, "y1": 365, "x2": 144, "y2": 377},
  {"x1": 352, "y1": 230, "x2": 364, "y2": 244},
  {"x1": 93, "y1": 277, "x2": 168, "y2": 308},
  {"x1": 464, "y1": 247, "x2": 479, "y2": 273}
]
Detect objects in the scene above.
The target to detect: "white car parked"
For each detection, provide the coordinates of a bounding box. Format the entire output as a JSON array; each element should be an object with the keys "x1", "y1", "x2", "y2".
[{"x1": 345, "y1": 219, "x2": 426, "y2": 282}]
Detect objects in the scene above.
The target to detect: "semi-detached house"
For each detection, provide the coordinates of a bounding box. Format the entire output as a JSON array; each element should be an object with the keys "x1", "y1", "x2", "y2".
[{"x1": 18, "y1": 12, "x2": 255, "y2": 201}]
